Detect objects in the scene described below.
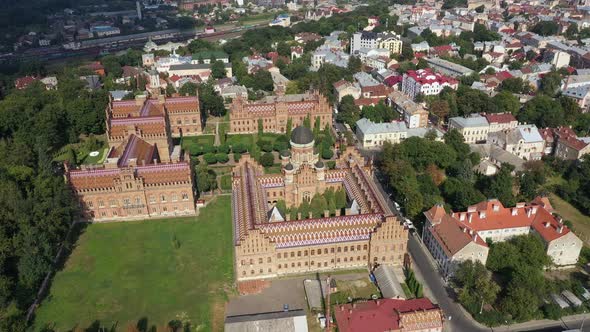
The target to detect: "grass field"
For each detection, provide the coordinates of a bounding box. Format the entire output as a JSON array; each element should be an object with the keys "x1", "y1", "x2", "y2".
[
  {"x1": 182, "y1": 135, "x2": 215, "y2": 155},
  {"x1": 34, "y1": 196, "x2": 234, "y2": 332},
  {"x1": 550, "y1": 193, "x2": 590, "y2": 244}
]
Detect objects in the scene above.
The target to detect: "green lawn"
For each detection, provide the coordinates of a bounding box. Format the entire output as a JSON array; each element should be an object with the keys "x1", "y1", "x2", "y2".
[
  {"x1": 550, "y1": 193, "x2": 590, "y2": 245},
  {"x1": 33, "y1": 196, "x2": 234, "y2": 332},
  {"x1": 81, "y1": 147, "x2": 108, "y2": 165},
  {"x1": 182, "y1": 135, "x2": 215, "y2": 155},
  {"x1": 226, "y1": 134, "x2": 256, "y2": 147}
]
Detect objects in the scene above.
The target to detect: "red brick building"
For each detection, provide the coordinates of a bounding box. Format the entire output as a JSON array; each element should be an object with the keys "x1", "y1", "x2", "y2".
[{"x1": 65, "y1": 95, "x2": 202, "y2": 222}]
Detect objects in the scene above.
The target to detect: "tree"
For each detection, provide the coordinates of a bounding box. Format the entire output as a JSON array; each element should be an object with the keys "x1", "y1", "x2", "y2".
[
  {"x1": 178, "y1": 82, "x2": 198, "y2": 96},
  {"x1": 260, "y1": 152, "x2": 275, "y2": 167},
  {"x1": 479, "y1": 163, "x2": 515, "y2": 207},
  {"x1": 347, "y1": 55, "x2": 362, "y2": 73},
  {"x1": 429, "y1": 100, "x2": 450, "y2": 124},
  {"x1": 252, "y1": 70, "x2": 274, "y2": 91},
  {"x1": 565, "y1": 22, "x2": 578, "y2": 39},
  {"x1": 276, "y1": 41, "x2": 291, "y2": 57},
  {"x1": 492, "y1": 91, "x2": 520, "y2": 115},
  {"x1": 444, "y1": 129, "x2": 470, "y2": 157},
  {"x1": 335, "y1": 188, "x2": 347, "y2": 209},
  {"x1": 337, "y1": 95, "x2": 361, "y2": 128},
  {"x1": 520, "y1": 95, "x2": 564, "y2": 128},
  {"x1": 198, "y1": 82, "x2": 226, "y2": 117},
  {"x1": 286, "y1": 118, "x2": 293, "y2": 137},
  {"x1": 211, "y1": 60, "x2": 227, "y2": 79},
  {"x1": 500, "y1": 77, "x2": 528, "y2": 94},
  {"x1": 442, "y1": 178, "x2": 485, "y2": 211},
  {"x1": 453, "y1": 260, "x2": 500, "y2": 315},
  {"x1": 531, "y1": 21, "x2": 559, "y2": 36},
  {"x1": 539, "y1": 71, "x2": 562, "y2": 97}
]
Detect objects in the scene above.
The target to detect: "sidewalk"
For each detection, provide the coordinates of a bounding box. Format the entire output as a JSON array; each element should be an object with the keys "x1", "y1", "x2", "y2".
[{"x1": 490, "y1": 313, "x2": 590, "y2": 331}]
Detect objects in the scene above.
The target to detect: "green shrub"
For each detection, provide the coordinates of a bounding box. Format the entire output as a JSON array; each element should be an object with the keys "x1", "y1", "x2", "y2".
[
  {"x1": 322, "y1": 146, "x2": 334, "y2": 159},
  {"x1": 261, "y1": 143, "x2": 273, "y2": 152},
  {"x1": 217, "y1": 144, "x2": 230, "y2": 154},
  {"x1": 260, "y1": 152, "x2": 275, "y2": 167},
  {"x1": 542, "y1": 303, "x2": 562, "y2": 320},
  {"x1": 203, "y1": 153, "x2": 217, "y2": 164},
  {"x1": 232, "y1": 143, "x2": 247, "y2": 154},
  {"x1": 327, "y1": 161, "x2": 336, "y2": 169},
  {"x1": 233, "y1": 153, "x2": 241, "y2": 162},
  {"x1": 203, "y1": 145, "x2": 217, "y2": 154},
  {"x1": 216, "y1": 153, "x2": 229, "y2": 163}
]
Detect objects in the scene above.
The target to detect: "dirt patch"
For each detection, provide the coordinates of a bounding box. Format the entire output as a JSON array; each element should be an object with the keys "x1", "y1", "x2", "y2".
[{"x1": 210, "y1": 298, "x2": 226, "y2": 332}]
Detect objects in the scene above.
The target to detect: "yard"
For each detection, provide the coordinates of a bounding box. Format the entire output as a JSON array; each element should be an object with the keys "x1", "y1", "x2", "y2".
[
  {"x1": 550, "y1": 193, "x2": 590, "y2": 245},
  {"x1": 33, "y1": 196, "x2": 234, "y2": 332},
  {"x1": 182, "y1": 135, "x2": 215, "y2": 155},
  {"x1": 330, "y1": 277, "x2": 380, "y2": 305}
]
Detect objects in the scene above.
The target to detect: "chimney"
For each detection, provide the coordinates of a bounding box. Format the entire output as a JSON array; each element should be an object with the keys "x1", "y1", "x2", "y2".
[
  {"x1": 468, "y1": 213, "x2": 473, "y2": 223},
  {"x1": 473, "y1": 233, "x2": 478, "y2": 242},
  {"x1": 463, "y1": 227, "x2": 467, "y2": 233},
  {"x1": 512, "y1": 208, "x2": 518, "y2": 216},
  {"x1": 558, "y1": 217, "x2": 563, "y2": 224},
  {"x1": 459, "y1": 213, "x2": 465, "y2": 221},
  {"x1": 558, "y1": 226, "x2": 564, "y2": 234},
  {"x1": 532, "y1": 206, "x2": 538, "y2": 214},
  {"x1": 545, "y1": 222, "x2": 550, "y2": 228},
  {"x1": 527, "y1": 208, "x2": 532, "y2": 218},
  {"x1": 479, "y1": 211, "x2": 486, "y2": 219},
  {"x1": 493, "y1": 204, "x2": 500, "y2": 212}
]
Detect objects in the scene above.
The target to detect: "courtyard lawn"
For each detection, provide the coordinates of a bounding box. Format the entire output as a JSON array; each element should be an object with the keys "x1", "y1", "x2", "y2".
[
  {"x1": 550, "y1": 193, "x2": 590, "y2": 245},
  {"x1": 182, "y1": 135, "x2": 215, "y2": 155},
  {"x1": 33, "y1": 196, "x2": 234, "y2": 332}
]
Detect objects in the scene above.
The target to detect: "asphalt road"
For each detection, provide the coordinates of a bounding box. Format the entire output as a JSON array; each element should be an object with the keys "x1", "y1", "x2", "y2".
[{"x1": 408, "y1": 233, "x2": 489, "y2": 332}]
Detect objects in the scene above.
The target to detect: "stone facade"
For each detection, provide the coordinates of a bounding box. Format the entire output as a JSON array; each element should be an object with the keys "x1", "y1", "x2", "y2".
[
  {"x1": 233, "y1": 127, "x2": 408, "y2": 281},
  {"x1": 229, "y1": 91, "x2": 332, "y2": 134},
  {"x1": 65, "y1": 95, "x2": 200, "y2": 222}
]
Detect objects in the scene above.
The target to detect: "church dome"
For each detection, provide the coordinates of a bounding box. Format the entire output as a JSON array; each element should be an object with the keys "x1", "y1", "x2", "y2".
[
  {"x1": 315, "y1": 161, "x2": 324, "y2": 169},
  {"x1": 285, "y1": 163, "x2": 294, "y2": 171},
  {"x1": 291, "y1": 126, "x2": 314, "y2": 145}
]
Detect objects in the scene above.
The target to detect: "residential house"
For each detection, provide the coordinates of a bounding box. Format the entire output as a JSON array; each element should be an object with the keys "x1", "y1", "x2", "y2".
[
  {"x1": 333, "y1": 80, "x2": 361, "y2": 102},
  {"x1": 488, "y1": 124, "x2": 545, "y2": 160},
  {"x1": 540, "y1": 127, "x2": 590, "y2": 160},
  {"x1": 483, "y1": 112, "x2": 518, "y2": 133},
  {"x1": 388, "y1": 90, "x2": 429, "y2": 129},
  {"x1": 448, "y1": 114, "x2": 490, "y2": 144}
]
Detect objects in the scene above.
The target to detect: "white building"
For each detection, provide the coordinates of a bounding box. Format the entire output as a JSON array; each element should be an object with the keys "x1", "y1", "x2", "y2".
[
  {"x1": 423, "y1": 197, "x2": 583, "y2": 277},
  {"x1": 488, "y1": 124, "x2": 545, "y2": 160},
  {"x1": 350, "y1": 31, "x2": 403, "y2": 55},
  {"x1": 401, "y1": 69, "x2": 459, "y2": 99},
  {"x1": 448, "y1": 114, "x2": 490, "y2": 144},
  {"x1": 356, "y1": 118, "x2": 408, "y2": 148}
]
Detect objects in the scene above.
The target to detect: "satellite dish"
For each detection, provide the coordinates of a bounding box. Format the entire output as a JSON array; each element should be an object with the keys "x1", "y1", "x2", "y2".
[{"x1": 89, "y1": 151, "x2": 100, "y2": 157}]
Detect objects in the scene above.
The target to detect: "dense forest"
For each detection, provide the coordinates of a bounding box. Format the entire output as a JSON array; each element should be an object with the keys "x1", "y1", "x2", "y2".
[{"x1": 0, "y1": 70, "x2": 108, "y2": 330}]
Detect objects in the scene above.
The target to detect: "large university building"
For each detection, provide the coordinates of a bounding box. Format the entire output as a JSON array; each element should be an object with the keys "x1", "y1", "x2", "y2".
[
  {"x1": 232, "y1": 126, "x2": 408, "y2": 281},
  {"x1": 65, "y1": 95, "x2": 200, "y2": 221},
  {"x1": 228, "y1": 91, "x2": 332, "y2": 134}
]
